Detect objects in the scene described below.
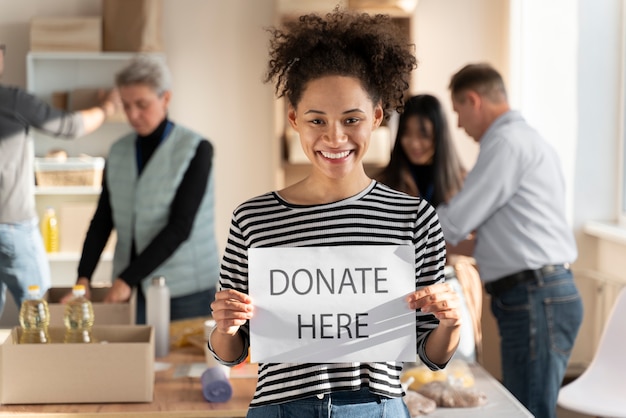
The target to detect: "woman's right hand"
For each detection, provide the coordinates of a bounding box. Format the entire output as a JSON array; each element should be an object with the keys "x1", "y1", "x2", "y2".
[
  {"x1": 210, "y1": 289, "x2": 254, "y2": 337},
  {"x1": 209, "y1": 289, "x2": 254, "y2": 363}
]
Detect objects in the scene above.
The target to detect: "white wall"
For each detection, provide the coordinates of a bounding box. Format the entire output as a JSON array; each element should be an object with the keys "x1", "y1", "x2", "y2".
[
  {"x1": 508, "y1": 0, "x2": 579, "y2": 226},
  {"x1": 575, "y1": 0, "x2": 623, "y2": 229}
]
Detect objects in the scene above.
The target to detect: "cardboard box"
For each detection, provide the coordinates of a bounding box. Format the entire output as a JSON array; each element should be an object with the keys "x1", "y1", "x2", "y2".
[
  {"x1": 51, "y1": 91, "x2": 69, "y2": 110},
  {"x1": 45, "y1": 287, "x2": 136, "y2": 326},
  {"x1": 0, "y1": 325, "x2": 154, "y2": 404},
  {"x1": 30, "y1": 17, "x2": 102, "y2": 52},
  {"x1": 102, "y1": 0, "x2": 163, "y2": 52},
  {"x1": 68, "y1": 88, "x2": 126, "y2": 122}
]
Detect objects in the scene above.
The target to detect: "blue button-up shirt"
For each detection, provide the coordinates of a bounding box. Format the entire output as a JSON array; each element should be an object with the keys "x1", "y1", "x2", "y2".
[{"x1": 436, "y1": 110, "x2": 577, "y2": 281}]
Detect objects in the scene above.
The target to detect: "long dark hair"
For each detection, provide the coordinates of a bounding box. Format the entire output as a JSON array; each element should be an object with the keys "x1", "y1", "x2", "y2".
[{"x1": 376, "y1": 94, "x2": 464, "y2": 207}]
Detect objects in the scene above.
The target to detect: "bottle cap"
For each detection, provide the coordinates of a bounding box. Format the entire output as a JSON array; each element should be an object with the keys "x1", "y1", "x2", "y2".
[
  {"x1": 152, "y1": 276, "x2": 166, "y2": 286},
  {"x1": 27, "y1": 285, "x2": 40, "y2": 296},
  {"x1": 72, "y1": 284, "x2": 86, "y2": 296}
]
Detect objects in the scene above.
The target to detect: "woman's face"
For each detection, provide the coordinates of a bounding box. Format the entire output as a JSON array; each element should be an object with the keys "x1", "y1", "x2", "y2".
[
  {"x1": 400, "y1": 115, "x2": 435, "y2": 165},
  {"x1": 119, "y1": 84, "x2": 170, "y2": 136},
  {"x1": 287, "y1": 75, "x2": 383, "y2": 181}
]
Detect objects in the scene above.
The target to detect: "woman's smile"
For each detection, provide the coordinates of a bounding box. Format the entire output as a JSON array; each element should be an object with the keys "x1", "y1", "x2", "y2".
[{"x1": 319, "y1": 150, "x2": 353, "y2": 160}]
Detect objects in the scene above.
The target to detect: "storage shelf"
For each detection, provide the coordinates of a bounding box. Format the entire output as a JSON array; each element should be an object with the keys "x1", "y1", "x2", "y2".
[
  {"x1": 26, "y1": 51, "x2": 167, "y2": 95},
  {"x1": 26, "y1": 52, "x2": 127, "y2": 286},
  {"x1": 35, "y1": 186, "x2": 102, "y2": 195},
  {"x1": 28, "y1": 51, "x2": 143, "y2": 60},
  {"x1": 46, "y1": 252, "x2": 113, "y2": 262}
]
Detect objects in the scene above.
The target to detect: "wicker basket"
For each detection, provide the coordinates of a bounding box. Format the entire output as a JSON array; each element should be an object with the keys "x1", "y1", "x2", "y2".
[{"x1": 34, "y1": 157, "x2": 105, "y2": 187}]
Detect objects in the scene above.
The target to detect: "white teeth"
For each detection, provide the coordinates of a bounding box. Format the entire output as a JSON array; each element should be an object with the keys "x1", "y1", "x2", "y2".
[{"x1": 320, "y1": 150, "x2": 351, "y2": 159}]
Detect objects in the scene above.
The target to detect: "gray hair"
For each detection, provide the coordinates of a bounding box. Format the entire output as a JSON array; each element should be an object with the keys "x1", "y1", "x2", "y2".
[{"x1": 115, "y1": 55, "x2": 171, "y2": 96}]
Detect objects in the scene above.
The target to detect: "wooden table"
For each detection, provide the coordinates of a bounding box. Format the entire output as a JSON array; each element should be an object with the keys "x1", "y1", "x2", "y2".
[
  {"x1": 427, "y1": 365, "x2": 533, "y2": 417},
  {"x1": 0, "y1": 345, "x2": 255, "y2": 418},
  {"x1": 0, "y1": 328, "x2": 531, "y2": 417}
]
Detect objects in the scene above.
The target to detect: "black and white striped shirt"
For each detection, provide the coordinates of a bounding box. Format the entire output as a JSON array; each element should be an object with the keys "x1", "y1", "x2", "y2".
[{"x1": 218, "y1": 181, "x2": 446, "y2": 407}]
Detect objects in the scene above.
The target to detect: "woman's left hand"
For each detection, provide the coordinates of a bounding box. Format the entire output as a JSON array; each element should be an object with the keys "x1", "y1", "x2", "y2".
[
  {"x1": 407, "y1": 282, "x2": 461, "y2": 329},
  {"x1": 103, "y1": 278, "x2": 132, "y2": 303}
]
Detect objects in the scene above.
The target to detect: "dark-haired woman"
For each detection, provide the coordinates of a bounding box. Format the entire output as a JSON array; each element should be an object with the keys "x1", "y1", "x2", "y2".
[{"x1": 376, "y1": 94, "x2": 464, "y2": 207}]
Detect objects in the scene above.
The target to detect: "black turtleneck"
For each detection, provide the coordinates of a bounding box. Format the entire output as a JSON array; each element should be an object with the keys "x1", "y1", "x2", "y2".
[
  {"x1": 77, "y1": 118, "x2": 213, "y2": 289},
  {"x1": 409, "y1": 164, "x2": 435, "y2": 203},
  {"x1": 137, "y1": 117, "x2": 169, "y2": 173}
]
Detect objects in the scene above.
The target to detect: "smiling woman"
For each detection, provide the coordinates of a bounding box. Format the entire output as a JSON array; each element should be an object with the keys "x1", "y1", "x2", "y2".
[{"x1": 208, "y1": 9, "x2": 464, "y2": 418}]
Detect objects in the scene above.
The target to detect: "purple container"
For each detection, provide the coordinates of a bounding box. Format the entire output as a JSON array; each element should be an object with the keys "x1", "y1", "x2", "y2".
[{"x1": 201, "y1": 367, "x2": 233, "y2": 403}]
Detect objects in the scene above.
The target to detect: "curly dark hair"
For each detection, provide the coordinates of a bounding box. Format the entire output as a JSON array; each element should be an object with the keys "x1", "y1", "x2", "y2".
[{"x1": 264, "y1": 10, "x2": 417, "y2": 118}]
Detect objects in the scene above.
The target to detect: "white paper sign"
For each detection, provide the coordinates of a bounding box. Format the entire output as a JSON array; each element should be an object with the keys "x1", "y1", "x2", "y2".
[{"x1": 248, "y1": 245, "x2": 416, "y2": 363}]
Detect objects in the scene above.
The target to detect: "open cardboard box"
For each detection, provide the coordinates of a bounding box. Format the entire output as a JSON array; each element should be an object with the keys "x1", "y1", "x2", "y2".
[
  {"x1": 0, "y1": 325, "x2": 154, "y2": 404},
  {"x1": 45, "y1": 287, "x2": 136, "y2": 326}
]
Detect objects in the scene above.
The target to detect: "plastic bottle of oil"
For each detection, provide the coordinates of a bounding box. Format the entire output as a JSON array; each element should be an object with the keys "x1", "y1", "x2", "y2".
[
  {"x1": 40, "y1": 206, "x2": 59, "y2": 252},
  {"x1": 18, "y1": 284, "x2": 50, "y2": 344},
  {"x1": 63, "y1": 284, "x2": 95, "y2": 343}
]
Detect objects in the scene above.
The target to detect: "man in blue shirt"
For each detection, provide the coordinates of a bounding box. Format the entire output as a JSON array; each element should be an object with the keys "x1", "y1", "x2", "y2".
[{"x1": 436, "y1": 63, "x2": 583, "y2": 418}]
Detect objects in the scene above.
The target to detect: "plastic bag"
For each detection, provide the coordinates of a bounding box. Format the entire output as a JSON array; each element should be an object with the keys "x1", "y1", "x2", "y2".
[{"x1": 417, "y1": 381, "x2": 487, "y2": 408}]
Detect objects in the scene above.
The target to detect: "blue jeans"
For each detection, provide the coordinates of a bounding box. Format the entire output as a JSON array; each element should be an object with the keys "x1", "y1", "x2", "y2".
[
  {"x1": 491, "y1": 266, "x2": 583, "y2": 418},
  {"x1": 0, "y1": 218, "x2": 51, "y2": 316},
  {"x1": 246, "y1": 388, "x2": 410, "y2": 418},
  {"x1": 135, "y1": 285, "x2": 216, "y2": 324}
]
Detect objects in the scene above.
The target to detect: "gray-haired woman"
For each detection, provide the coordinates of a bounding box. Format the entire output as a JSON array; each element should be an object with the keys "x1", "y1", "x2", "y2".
[{"x1": 64, "y1": 56, "x2": 220, "y2": 324}]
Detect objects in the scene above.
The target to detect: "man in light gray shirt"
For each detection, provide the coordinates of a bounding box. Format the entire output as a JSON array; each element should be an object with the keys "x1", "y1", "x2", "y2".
[
  {"x1": 436, "y1": 63, "x2": 583, "y2": 418},
  {"x1": 0, "y1": 43, "x2": 118, "y2": 319}
]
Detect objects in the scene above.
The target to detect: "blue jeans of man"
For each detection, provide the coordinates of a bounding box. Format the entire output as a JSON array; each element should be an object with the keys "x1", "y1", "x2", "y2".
[
  {"x1": 0, "y1": 218, "x2": 51, "y2": 316},
  {"x1": 246, "y1": 387, "x2": 410, "y2": 418},
  {"x1": 490, "y1": 266, "x2": 583, "y2": 418}
]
